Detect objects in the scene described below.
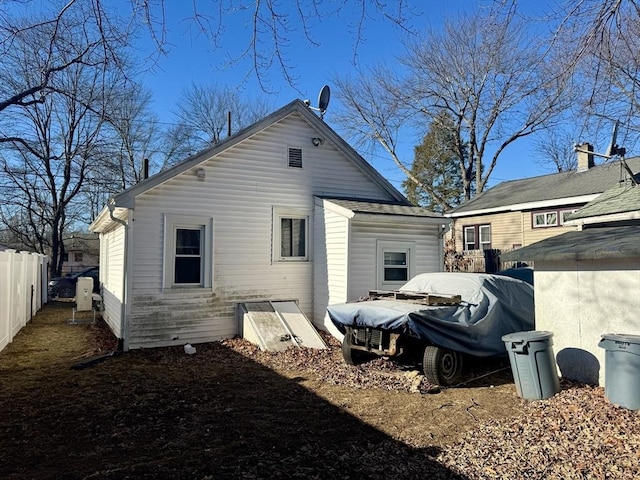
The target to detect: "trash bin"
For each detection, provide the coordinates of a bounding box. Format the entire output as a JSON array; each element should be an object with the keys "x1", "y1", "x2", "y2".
[
  {"x1": 502, "y1": 331, "x2": 560, "y2": 400},
  {"x1": 598, "y1": 334, "x2": 640, "y2": 410}
]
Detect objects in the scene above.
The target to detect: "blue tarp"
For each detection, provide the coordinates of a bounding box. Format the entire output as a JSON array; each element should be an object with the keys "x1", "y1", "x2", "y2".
[{"x1": 327, "y1": 272, "x2": 535, "y2": 357}]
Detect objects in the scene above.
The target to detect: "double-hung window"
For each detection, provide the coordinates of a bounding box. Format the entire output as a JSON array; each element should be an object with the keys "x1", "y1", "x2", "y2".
[
  {"x1": 377, "y1": 241, "x2": 415, "y2": 290},
  {"x1": 463, "y1": 224, "x2": 491, "y2": 250},
  {"x1": 273, "y1": 208, "x2": 310, "y2": 262},
  {"x1": 163, "y1": 215, "x2": 213, "y2": 289},
  {"x1": 174, "y1": 227, "x2": 203, "y2": 284}
]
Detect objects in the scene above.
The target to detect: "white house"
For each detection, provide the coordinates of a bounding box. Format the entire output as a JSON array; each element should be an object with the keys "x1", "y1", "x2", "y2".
[
  {"x1": 90, "y1": 100, "x2": 446, "y2": 350},
  {"x1": 502, "y1": 160, "x2": 640, "y2": 386}
]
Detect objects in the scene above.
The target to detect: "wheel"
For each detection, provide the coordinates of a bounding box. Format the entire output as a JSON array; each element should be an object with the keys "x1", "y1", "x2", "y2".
[
  {"x1": 423, "y1": 345, "x2": 463, "y2": 386},
  {"x1": 341, "y1": 336, "x2": 372, "y2": 365}
]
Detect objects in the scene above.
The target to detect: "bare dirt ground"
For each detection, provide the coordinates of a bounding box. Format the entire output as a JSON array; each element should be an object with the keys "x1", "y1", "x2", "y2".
[{"x1": 1, "y1": 303, "x2": 638, "y2": 479}]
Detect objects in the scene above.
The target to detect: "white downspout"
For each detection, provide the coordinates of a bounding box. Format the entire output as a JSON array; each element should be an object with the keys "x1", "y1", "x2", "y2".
[{"x1": 108, "y1": 200, "x2": 130, "y2": 351}]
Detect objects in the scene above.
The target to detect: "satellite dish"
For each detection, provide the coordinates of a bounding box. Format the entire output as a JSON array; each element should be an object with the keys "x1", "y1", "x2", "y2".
[
  {"x1": 318, "y1": 85, "x2": 330, "y2": 116},
  {"x1": 305, "y1": 85, "x2": 331, "y2": 119},
  {"x1": 605, "y1": 120, "x2": 620, "y2": 158}
]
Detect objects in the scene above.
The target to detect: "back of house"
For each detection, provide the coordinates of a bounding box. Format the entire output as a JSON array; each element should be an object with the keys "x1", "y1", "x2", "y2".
[{"x1": 90, "y1": 100, "x2": 445, "y2": 350}]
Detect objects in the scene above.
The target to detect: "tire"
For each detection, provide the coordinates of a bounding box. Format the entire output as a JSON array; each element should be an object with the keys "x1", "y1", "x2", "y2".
[
  {"x1": 423, "y1": 345, "x2": 463, "y2": 386},
  {"x1": 341, "y1": 336, "x2": 371, "y2": 365}
]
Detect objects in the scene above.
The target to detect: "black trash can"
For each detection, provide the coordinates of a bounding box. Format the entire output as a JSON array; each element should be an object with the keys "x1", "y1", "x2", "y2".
[
  {"x1": 502, "y1": 331, "x2": 560, "y2": 400},
  {"x1": 598, "y1": 334, "x2": 640, "y2": 410}
]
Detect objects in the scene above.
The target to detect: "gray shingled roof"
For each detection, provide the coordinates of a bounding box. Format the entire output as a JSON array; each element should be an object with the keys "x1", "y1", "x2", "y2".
[
  {"x1": 501, "y1": 225, "x2": 640, "y2": 262},
  {"x1": 448, "y1": 157, "x2": 640, "y2": 215},
  {"x1": 568, "y1": 182, "x2": 640, "y2": 220},
  {"x1": 323, "y1": 198, "x2": 443, "y2": 218}
]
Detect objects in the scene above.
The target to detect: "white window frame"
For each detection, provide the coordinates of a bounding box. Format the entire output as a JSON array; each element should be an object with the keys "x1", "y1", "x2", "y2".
[
  {"x1": 163, "y1": 214, "x2": 213, "y2": 289},
  {"x1": 463, "y1": 226, "x2": 476, "y2": 251},
  {"x1": 533, "y1": 211, "x2": 558, "y2": 228},
  {"x1": 560, "y1": 209, "x2": 577, "y2": 225},
  {"x1": 463, "y1": 224, "x2": 490, "y2": 250},
  {"x1": 478, "y1": 225, "x2": 491, "y2": 249},
  {"x1": 272, "y1": 207, "x2": 310, "y2": 262},
  {"x1": 376, "y1": 241, "x2": 416, "y2": 290}
]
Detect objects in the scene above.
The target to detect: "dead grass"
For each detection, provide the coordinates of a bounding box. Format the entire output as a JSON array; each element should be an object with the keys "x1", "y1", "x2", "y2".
[{"x1": 1, "y1": 303, "x2": 637, "y2": 479}]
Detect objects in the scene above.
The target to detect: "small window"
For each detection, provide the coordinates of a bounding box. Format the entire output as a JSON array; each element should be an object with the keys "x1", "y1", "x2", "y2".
[
  {"x1": 62, "y1": 253, "x2": 69, "y2": 262},
  {"x1": 383, "y1": 251, "x2": 408, "y2": 282},
  {"x1": 463, "y1": 226, "x2": 476, "y2": 250},
  {"x1": 163, "y1": 214, "x2": 213, "y2": 289},
  {"x1": 288, "y1": 147, "x2": 303, "y2": 168},
  {"x1": 280, "y1": 218, "x2": 306, "y2": 258},
  {"x1": 479, "y1": 225, "x2": 491, "y2": 250},
  {"x1": 273, "y1": 207, "x2": 310, "y2": 262},
  {"x1": 174, "y1": 227, "x2": 203, "y2": 284},
  {"x1": 533, "y1": 211, "x2": 558, "y2": 228},
  {"x1": 376, "y1": 241, "x2": 415, "y2": 290},
  {"x1": 74, "y1": 252, "x2": 83, "y2": 262}
]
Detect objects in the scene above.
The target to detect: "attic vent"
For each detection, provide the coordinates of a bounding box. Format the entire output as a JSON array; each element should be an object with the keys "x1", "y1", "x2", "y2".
[{"x1": 288, "y1": 147, "x2": 303, "y2": 168}]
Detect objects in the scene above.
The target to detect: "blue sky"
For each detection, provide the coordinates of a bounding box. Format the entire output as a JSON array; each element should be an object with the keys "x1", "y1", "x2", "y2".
[{"x1": 140, "y1": 0, "x2": 560, "y2": 191}]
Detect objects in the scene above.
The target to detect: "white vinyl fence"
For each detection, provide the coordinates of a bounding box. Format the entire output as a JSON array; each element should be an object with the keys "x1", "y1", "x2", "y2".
[{"x1": 0, "y1": 250, "x2": 49, "y2": 353}]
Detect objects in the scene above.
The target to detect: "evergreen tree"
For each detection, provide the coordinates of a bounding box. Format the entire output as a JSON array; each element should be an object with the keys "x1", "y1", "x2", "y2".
[{"x1": 402, "y1": 112, "x2": 466, "y2": 213}]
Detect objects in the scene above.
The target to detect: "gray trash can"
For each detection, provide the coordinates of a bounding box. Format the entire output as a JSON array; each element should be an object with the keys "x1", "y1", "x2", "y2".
[
  {"x1": 598, "y1": 334, "x2": 640, "y2": 410},
  {"x1": 502, "y1": 331, "x2": 560, "y2": 400}
]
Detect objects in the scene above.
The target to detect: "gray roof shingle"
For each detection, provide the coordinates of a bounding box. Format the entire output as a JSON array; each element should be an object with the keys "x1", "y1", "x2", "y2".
[
  {"x1": 448, "y1": 158, "x2": 640, "y2": 215},
  {"x1": 322, "y1": 198, "x2": 443, "y2": 218}
]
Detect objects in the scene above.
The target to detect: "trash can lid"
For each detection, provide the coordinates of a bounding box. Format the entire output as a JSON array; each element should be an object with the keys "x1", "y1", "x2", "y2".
[
  {"x1": 600, "y1": 333, "x2": 640, "y2": 344},
  {"x1": 502, "y1": 330, "x2": 554, "y2": 342}
]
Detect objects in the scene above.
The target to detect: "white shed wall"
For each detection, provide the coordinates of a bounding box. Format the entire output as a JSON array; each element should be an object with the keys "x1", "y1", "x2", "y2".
[
  {"x1": 535, "y1": 258, "x2": 640, "y2": 385},
  {"x1": 126, "y1": 114, "x2": 397, "y2": 348},
  {"x1": 348, "y1": 219, "x2": 443, "y2": 301}
]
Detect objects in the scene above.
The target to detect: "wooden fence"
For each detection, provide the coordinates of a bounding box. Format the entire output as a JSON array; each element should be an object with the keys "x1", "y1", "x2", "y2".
[{"x1": 0, "y1": 250, "x2": 48, "y2": 353}]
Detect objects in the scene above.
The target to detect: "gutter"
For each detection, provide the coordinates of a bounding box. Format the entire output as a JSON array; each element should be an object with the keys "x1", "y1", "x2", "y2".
[{"x1": 108, "y1": 199, "x2": 130, "y2": 351}]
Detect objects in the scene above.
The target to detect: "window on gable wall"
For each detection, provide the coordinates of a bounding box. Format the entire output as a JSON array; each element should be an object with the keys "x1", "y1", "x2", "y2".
[
  {"x1": 463, "y1": 224, "x2": 491, "y2": 250},
  {"x1": 273, "y1": 207, "x2": 310, "y2": 261},
  {"x1": 163, "y1": 214, "x2": 213, "y2": 289}
]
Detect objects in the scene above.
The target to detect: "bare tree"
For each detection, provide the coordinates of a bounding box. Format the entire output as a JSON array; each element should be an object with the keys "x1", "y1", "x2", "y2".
[
  {"x1": 167, "y1": 82, "x2": 273, "y2": 161},
  {"x1": 0, "y1": 14, "x2": 114, "y2": 277},
  {"x1": 0, "y1": 0, "x2": 140, "y2": 115},
  {"x1": 534, "y1": 130, "x2": 579, "y2": 173},
  {"x1": 336, "y1": 4, "x2": 574, "y2": 200}
]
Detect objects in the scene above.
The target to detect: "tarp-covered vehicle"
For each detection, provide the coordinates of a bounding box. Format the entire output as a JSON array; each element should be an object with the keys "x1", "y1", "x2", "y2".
[{"x1": 327, "y1": 272, "x2": 535, "y2": 386}]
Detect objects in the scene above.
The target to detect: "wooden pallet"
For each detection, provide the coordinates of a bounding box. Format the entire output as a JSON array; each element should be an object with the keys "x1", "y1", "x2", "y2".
[{"x1": 367, "y1": 290, "x2": 462, "y2": 305}]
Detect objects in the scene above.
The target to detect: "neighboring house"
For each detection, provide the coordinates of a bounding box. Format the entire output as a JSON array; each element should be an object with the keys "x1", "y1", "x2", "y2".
[
  {"x1": 89, "y1": 100, "x2": 446, "y2": 350},
  {"x1": 502, "y1": 160, "x2": 640, "y2": 386},
  {"x1": 61, "y1": 233, "x2": 99, "y2": 275},
  {"x1": 445, "y1": 145, "x2": 640, "y2": 271}
]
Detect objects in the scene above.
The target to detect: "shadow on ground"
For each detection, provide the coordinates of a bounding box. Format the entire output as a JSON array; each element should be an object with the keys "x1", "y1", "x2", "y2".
[{"x1": 0, "y1": 303, "x2": 469, "y2": 479}]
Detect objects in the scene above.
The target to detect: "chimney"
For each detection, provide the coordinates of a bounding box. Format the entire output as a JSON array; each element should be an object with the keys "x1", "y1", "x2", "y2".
[{"x1": 576, "y1": 143, "x2": 594, "y2": 172}]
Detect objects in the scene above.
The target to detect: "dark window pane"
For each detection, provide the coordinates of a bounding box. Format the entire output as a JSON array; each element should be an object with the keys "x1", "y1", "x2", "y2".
[
  {"x1": 176, "y1": 229, "x2": 201, "y2": 255},
  {"x1": 384, "y1": 252, "x2": 406, "y2": 266},
  {"x1": 175, "y1": 257, "x2": 201, "y2": 284},
  {"x1": 280, "y1": 218, "x2": 306, "y2": 257},
  {"x1": 384, "y1": 267, "x2": 408, "y2": 282}
]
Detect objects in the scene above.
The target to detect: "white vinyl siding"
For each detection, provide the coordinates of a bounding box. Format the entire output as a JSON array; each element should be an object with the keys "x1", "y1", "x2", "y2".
[
  {"x1": 313, "y1": 205, "x2": 349, "y2": 323},
  {"x1": 123, "y1": 114, "x2": 396, "y2": 348},
  {"x1": 162, "y1": 214, "x2": 213, "y2": 289},
  {"x1": 347, "y1": 219, "x2": 441, "y2": 302},
  {"x1": 99, "y1": 222, "x2": 126, "y2": 339}
]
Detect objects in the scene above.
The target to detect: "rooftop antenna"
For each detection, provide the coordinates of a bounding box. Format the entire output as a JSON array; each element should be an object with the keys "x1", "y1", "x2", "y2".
[
  {"x1": 575, "y1": 119, "x2": 637, "y2": 185},
  {"x1": 304, "y1": 85, "x2": 331, "y2": 119},
  {"x1": 575, "y1": 119, "x2": 626, "y2": 159}
]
